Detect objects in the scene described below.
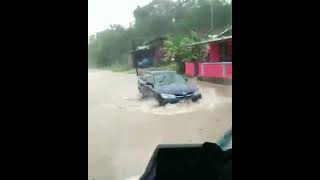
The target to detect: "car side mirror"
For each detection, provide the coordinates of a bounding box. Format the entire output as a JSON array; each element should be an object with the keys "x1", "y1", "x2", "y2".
[{"x1": 146, "y1": 82, "x2": 154, "y2": 87}]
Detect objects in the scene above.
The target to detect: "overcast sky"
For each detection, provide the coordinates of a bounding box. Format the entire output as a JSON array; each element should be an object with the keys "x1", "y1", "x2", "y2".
[{"x1": 88, "y1": 0, "x2": 152, "y2": 36}]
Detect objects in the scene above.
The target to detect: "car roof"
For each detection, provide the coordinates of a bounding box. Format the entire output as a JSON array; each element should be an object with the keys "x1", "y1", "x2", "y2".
[
  {"x1": 149, "y1": 70, "x2": 175, "y2": 74},
  {"x1": 145, "y1": 69, "x2": 175, "y2": 73},
  {"x1": 138, "y1": 68, "x2": 176, "y2": 76}
]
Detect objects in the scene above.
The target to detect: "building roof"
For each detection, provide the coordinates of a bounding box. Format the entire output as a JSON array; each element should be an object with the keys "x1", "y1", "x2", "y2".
[
  {"x1": 128, "y1": 45, "x2": 151, "y2": 54},
  {"x1": 185, "y1": 36, "x2": 232, "y2": 46},
  {"x1": 185, "y1": 26, "x2": 232, "y2": 47},
  {"x1": 217, "y1": 26, "x2": 232, "y2": 38},
  {"x1": 129, "y1": 36, "x2": 167, "y2": 54}
]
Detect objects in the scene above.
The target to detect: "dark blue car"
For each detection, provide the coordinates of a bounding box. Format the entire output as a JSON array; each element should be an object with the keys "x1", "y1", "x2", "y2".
[{"x1": 138, "y1": 70, "x2": 202, "y2": 106}]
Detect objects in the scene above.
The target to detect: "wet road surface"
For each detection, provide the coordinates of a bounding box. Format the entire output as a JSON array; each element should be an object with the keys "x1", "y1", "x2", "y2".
[{"x1": 88, "y1": 69, "x2": 232, "y2": 180}]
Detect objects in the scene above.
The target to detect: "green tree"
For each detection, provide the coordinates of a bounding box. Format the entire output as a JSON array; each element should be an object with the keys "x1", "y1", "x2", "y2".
[
  {"x1": 164, "y1": 31, "x2": 203, "y2": 73},
  {"x1": 88, "y1": 0, "x2": 232, "y2": 69}
]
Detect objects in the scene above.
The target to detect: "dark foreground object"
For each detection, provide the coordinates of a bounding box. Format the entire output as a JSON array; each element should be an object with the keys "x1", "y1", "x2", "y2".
[{"x1": 140, "y1": 142, "x2": 232, "y2": 180}]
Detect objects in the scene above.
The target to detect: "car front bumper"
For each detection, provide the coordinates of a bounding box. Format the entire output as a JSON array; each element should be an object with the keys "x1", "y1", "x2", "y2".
[{"x1": 162, "y1": 94, "x2": 202, "y2": 104}]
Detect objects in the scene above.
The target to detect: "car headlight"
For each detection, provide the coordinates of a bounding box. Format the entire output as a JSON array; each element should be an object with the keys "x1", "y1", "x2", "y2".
[
  {"x1": 193, "y1": 90, "x2": 201, "y2": 96},
  {"x1": 161, "y1": 93, "x2": 176, "y2": 99}
]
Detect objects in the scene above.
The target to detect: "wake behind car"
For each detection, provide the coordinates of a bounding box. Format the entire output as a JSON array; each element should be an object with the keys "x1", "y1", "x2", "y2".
[{"x1": 138, "y1": 70, "x2": 202, "y2": 106}]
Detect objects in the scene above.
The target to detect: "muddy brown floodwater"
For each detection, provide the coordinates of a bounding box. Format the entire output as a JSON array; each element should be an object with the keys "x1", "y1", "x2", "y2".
[{"x1": 88, "y1": 69, "x2": 232, "y2": 180}]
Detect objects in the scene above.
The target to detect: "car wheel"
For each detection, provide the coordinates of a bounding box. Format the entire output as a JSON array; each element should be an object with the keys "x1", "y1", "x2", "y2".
[
  {"x1": 192, "y1": 97, "x2": 199, "y2": 102},
  {"x1": 139, "y1": 93, "x2": 145, "y2": 99},
  {"x1": 138, "y1": 88, "x2": 145, "y2": 98},
  {"x1": 157, "y1": 96, "x2": 166, "y2": 106}
]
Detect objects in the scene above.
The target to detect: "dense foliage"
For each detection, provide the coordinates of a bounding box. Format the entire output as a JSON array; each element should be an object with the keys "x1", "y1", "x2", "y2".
[{"x1": 88, "y1": 0, "x2": 232, "y2": 69}]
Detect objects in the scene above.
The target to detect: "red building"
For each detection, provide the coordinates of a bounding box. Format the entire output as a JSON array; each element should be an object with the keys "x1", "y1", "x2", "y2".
[{"x1": 185, "y1": 34, "x2": 232, "y2": 82}]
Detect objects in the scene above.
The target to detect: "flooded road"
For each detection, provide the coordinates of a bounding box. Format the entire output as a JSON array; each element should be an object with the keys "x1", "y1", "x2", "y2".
[{"x1": 88, "y1": 69, "x2": 232, "y2": 180}]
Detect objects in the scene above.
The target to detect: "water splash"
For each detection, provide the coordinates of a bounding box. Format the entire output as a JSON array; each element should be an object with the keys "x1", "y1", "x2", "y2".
[{"x1": 101, "y1": 90, "x2": 231, "y2": 116}]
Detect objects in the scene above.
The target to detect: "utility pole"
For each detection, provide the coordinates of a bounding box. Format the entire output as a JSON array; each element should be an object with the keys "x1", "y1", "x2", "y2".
[{"x1": 210, "y1": 0, "x2": 214, "y2": 34}]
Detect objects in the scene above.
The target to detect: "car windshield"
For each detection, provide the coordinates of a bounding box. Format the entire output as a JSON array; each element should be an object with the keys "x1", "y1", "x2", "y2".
[{"x1": 154, "y1": 72, "x2": 186, "y2": 86}]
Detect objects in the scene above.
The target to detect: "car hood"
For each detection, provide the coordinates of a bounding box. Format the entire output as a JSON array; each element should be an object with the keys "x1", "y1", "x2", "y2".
[{"x1": 155, "y1": 83, "x2": 198, "y2": 95}]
